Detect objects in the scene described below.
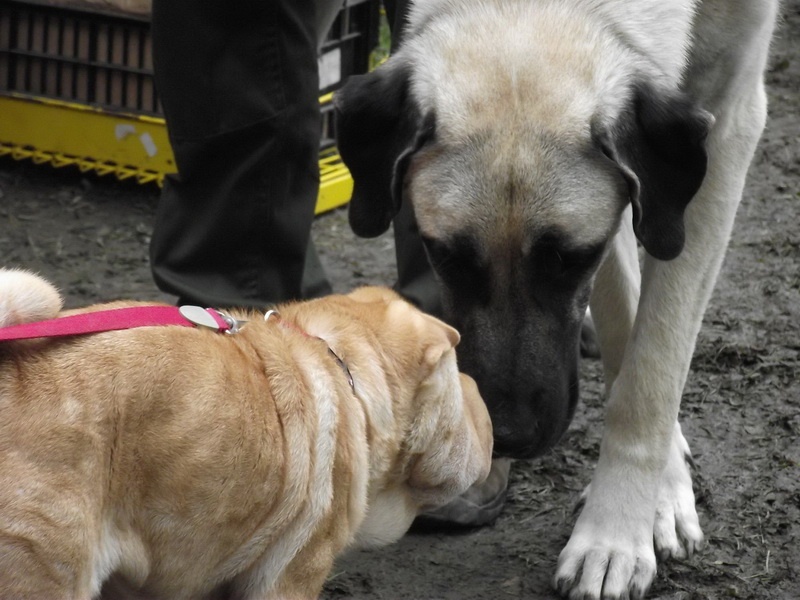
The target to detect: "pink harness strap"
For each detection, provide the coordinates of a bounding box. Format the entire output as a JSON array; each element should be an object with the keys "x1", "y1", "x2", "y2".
[{"x1": 0, "y1": 305, "x2": 228, "y2": 341}]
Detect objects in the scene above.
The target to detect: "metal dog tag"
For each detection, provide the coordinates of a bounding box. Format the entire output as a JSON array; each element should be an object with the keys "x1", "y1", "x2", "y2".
[
  {"x1": 216, "y1": 309, "x2": 247, "y2": 333},
  {"x1": 179, "y1": 305, "x2": 224, "y2": 331}
]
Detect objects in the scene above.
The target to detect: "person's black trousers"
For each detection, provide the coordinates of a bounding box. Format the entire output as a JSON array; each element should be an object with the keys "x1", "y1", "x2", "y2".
[{"x1": 150, "y1": 0, "x2": 330, "y2": 309}]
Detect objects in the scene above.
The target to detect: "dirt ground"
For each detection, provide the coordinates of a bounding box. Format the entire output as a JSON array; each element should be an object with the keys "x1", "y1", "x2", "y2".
[{"x1": 1, "y1": 3, "x2": 798, "y2": 599}]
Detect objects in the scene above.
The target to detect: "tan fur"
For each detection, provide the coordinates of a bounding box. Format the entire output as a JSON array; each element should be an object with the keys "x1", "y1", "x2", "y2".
[{"x1": 0, "y1": 271, "x2": 492, "y2": 600}]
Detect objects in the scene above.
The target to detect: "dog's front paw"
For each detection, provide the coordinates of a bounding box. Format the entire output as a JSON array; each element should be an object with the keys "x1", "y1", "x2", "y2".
[
  {"x1": 554, "y1": 512, "x2": 656, "y2": 600},
  {"x1": 554, "y1": 424, "x2": 704, "y2": 599},
  {"x1": 653, "y1": 425, "x2": 704, "y2": 560},
  {"x1": 554, "y1": 450, "x2": 660, "y2": 600}
]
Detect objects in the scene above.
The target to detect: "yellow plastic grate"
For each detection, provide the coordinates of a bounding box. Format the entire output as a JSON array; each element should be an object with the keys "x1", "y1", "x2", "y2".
[{"x1": 0, "y1": 92, "x2": 353, "y2": 214}]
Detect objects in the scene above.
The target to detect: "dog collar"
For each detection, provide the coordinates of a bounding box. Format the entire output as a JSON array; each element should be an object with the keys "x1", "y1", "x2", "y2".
[
  {"x1": 0, "y1": 305, "x2": 354, "y2": 391},
  {"x1": 264, "y1": 310, "x2": 355, "y2": 392},
  {"x1": 0, "y1": 305, "x2": 242, "y2": 341}
]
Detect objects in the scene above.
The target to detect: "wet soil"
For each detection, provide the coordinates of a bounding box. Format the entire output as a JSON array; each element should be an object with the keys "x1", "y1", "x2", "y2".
[{"x1": 0, "y1": 3, "x2": 798, "y2": 599}]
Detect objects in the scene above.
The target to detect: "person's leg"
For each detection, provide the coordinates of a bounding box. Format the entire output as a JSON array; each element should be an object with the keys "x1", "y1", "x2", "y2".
[
  {"x1": 315, "y1": 0, "x2": 343, "y2": 50},
  {"x1": 150, "y1": 0, "x2": 331, "y2": 309}
]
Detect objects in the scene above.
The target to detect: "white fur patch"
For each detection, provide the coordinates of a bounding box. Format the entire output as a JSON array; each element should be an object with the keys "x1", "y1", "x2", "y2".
[{"x1": 0, "y1": 268, "x2": 63, "y2": 327}]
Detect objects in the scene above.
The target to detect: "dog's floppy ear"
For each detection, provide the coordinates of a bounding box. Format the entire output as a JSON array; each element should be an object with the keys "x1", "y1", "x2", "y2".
[
  {"x1": 419, "y1": 312, "x2": 461, "y2": 365},
  {"x1": 334, "y1": 62, "x2": 433, "y2": 238},
  {"x1": 594, "y1": 81, "x2": 714, "y2": 260},
  {"x1": 407, "y1": 372, "x2": 493, "y2": 509}
]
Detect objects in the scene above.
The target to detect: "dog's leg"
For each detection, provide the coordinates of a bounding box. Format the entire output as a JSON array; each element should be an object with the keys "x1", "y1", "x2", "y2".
[
  {"x1": 555, "y1": 9, "x2": 776, "y2": 598},
  {"x1": 556, "y1": 211, "x2": 664, "y2": 599},
  {"x1": 653, "y1": 421, "x2": 703, "y2": 560},
  {"x1": 588, "y1": 210, "x2": 640, "y2": 390},
  {"x1": 584, "y1": 216, "x2": 703, "y2": 562}
]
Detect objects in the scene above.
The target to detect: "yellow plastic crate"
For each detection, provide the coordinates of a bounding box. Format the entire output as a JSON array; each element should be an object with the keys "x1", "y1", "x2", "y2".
[
  {"x1": 0, "y1": 0, "x2": 379, "y2": 214},
  {"x1": 0, "y1": 92, "x2": 354, "y2": 214}
]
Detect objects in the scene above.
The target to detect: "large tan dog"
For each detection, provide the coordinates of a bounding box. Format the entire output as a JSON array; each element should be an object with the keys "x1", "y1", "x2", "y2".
[
  {"x1": 334, "y1": 1, "x2": 778, "y2": 597},
  {"x1": 0, "y1": 269, "x2": 492, "y2": 600}
]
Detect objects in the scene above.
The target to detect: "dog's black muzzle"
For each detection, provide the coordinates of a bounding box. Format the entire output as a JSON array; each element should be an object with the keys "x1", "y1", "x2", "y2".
[
  {"x1": 485, "y1": 378, "x2": 579, "y2": 459},
  {"x1": 449, "y1": 305, "x2": 583, "y2": 460}
]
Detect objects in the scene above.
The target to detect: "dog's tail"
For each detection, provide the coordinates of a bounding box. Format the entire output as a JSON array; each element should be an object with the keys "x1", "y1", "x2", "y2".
[{"x1": 0, "y1": 269, "x2": 63, "y2": 328}]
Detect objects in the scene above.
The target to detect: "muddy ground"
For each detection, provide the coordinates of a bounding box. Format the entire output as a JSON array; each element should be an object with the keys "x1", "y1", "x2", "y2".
[{"x1": 1, "y1": 4, "x2": 798, "y2": 599}]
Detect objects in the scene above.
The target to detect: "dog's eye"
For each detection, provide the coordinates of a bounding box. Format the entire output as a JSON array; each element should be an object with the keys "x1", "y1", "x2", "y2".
[
  {"x1": 422, "y1": 235, "x2": 490, "y2": 300},
  {"x1": 534, "y1": 240, "x2": 604, "y2": 279},
  {"x1": 422, "y1": 235, "x2": 480, "y2": 276}
]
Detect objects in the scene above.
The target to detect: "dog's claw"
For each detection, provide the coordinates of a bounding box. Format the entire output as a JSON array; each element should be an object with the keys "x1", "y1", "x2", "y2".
[
  {"x1": 553, "y1": 574, "x2": 575, "y2": 597},
  {"x1": 572, "y1": 496, "x2": 587, "y2": 517}
]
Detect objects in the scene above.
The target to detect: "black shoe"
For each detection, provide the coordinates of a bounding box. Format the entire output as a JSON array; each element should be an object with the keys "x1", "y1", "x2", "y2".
[{"x1": 413, "y1": 458, "x2": 511, "y2": 529}]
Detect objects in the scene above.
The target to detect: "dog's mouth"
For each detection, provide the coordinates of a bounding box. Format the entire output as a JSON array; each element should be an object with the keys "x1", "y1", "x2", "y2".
[
  {"x1": 493, "y1": 447, "x2": 533, "y2": 460},
  {"x1": 492, "y1": 439, "x2": 550, "y2": 461},
  {"x1": 487, "y1": 396, "x2": 576, "y2": 460}
]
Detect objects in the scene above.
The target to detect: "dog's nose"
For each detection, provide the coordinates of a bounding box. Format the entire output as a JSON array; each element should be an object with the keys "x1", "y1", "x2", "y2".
[
  {"x1": 491, "y1": 422, "x2": 559, "y2": 459},
  {"x1": 481, "y1": 381, "x2": 579, "y2": 460},
  {"x1": 450, "y1": 308, "x2": 582, "y2": 460}
]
